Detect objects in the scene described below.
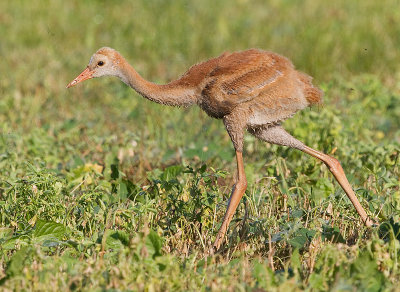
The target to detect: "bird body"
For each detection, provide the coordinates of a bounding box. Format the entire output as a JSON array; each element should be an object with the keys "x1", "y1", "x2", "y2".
[
  {"x1": 196, "y1": 49, "x2": 321, "y2": 121},
  {"x1": 67, "y1": 47, "x2": 374, "y2": 250}
]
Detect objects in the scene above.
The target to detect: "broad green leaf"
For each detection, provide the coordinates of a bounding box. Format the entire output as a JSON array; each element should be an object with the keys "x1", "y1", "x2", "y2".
[
  {"x1": 321, "y1": 225, "x2": 346, "y2": 243},
  {"x1": 118, "y1": 181, "x2": 128, "y2": 200},
  {"x1": 6, "y1": 247, "x2": 32, "y2": 277},
  {"x1": 291, "y1": 248, "x2": 301, "y2": 273},
  {"x1": 289, "y1": 228, "x2": 316, "y2": 249},
  {"x1": 199, "y1": 164, "x2": 207, "y2": 173},
  {"x1": 0, "y1": 235, "x2": 30, "y2": 250},
  {"x1": 32, "y1": 220, "x2": 66, "y2": 243},
  {"x1": 146, "y1": 229, "x2": 163, "y2": 258},
  {"x1": 0, "y1": 228, "x2": 13, "y2": 240},
  {"x1": 105, "y1": 229, "x2": 130, "y2": 250},
  {"x1": 351, "y1": 251, "x2": 385, "y2": 291},
  {"x1": 110, "y1": 164, "x2": 119, "y2": 180},
  {"x1": 161, "y1": 165, "x2": 184, "y2": 181}
]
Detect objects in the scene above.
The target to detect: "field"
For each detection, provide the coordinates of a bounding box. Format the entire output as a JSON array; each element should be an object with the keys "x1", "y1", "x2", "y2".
[{"x1": 1, "y1": 0, "x2": 400, "y2": 290}]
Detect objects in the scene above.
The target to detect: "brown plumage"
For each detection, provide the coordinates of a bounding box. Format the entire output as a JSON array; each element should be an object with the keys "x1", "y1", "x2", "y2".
[{"x1": 67, "y1": 47, "x2": 374, "y2": 250}]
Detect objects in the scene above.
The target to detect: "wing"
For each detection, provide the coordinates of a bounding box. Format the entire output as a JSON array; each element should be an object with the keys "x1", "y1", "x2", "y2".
[
  {"x1": 167, "y1": 52, "x2": 230, "y2": 88},
  {"x1": 199, "y1": 49, "x2": 294, "y2": 117}
]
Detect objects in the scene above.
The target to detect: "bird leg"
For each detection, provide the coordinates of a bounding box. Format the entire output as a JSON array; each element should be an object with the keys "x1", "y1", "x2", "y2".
[
  {"x1": 213, "y1": 150, "x2": 248, "y2": 250},
  {"x1": 250, "y1": 125, "x2": 374, "y2": 227},
  {"x1": 301, "y1": 146, "x2": 374, "y2": 226}
]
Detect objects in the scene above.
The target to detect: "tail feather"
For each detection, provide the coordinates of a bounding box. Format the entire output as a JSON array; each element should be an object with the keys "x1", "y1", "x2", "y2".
[
  {"x1": 297, "y1": 72, "x2": 323, "y2": 105},
  {"x1": 305, "y1": 87, "x2": 323, "y2": 105}
]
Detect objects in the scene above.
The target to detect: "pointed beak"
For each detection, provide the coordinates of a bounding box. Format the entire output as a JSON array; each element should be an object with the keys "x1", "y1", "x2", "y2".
[{"x1": 66, "y1": 67, "x2": 93, "y2": 88}]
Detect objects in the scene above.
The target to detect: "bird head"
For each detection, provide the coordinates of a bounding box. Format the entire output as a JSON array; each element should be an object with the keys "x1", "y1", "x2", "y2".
[{"x1": 66, "y1": 47, "x2": 121, "y2": 88}]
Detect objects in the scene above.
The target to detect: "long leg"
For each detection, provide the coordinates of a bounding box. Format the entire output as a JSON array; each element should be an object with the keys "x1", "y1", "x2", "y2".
[
  {"x1": 302, "y1": 146, "x2": 373, "y2": 226},
  {"x1": 213, "y1": 114, "x2": 248, "y2": 250},
  {"x1": 213, "y1": 150, "x2": 247, "y2": 250},
  {"x1": 250, "y1": 125, "x2": 374, "y2": 226}
]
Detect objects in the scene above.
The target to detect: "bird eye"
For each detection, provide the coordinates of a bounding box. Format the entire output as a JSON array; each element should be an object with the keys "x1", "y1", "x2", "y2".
[{"x1": 98, "y1": 61, "x2": 104, "y2": 66}]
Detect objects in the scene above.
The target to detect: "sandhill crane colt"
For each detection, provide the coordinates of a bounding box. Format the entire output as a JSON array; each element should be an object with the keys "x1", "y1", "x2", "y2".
[{"x1": 67, "y1": 47, "x2": 374, "y2": 249}]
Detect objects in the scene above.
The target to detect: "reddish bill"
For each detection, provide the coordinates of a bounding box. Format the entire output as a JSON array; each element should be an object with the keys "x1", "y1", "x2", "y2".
[{"x1": 66, "y1": 67, "x2": 93, "y2": 88}]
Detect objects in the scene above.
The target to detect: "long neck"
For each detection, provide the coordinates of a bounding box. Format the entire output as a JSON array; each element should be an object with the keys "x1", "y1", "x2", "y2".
[{"x1": 117, "y1": 59, "x2": 197, "y2": 107}]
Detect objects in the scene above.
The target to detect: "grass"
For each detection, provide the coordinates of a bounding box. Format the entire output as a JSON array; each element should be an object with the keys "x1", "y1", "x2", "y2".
[{"x1": 0, "y1": 0, "x2": 400, "y2": 290}]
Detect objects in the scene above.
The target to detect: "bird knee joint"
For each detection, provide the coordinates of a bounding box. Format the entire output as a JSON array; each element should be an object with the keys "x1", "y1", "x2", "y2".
[
  {"x1": 236, "y1": 180, "x2": 247, "y2": 192},
  {"x1": 326, "y1": 156, "x2": 342, "y2": 172}
]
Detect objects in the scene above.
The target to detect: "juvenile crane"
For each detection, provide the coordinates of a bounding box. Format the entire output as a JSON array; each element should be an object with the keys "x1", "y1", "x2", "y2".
[{"x1": 67, "y1": 47, "x2": 374, "y2": 249}]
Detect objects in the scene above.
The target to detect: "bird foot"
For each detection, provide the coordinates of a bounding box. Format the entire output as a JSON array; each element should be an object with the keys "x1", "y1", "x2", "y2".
[
  {"x1": 213, "y1": 235, "x2": 224, "y2": 251},
  {"x1": 365, "y1": 217, "x2": 379, "y2": 227}
]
